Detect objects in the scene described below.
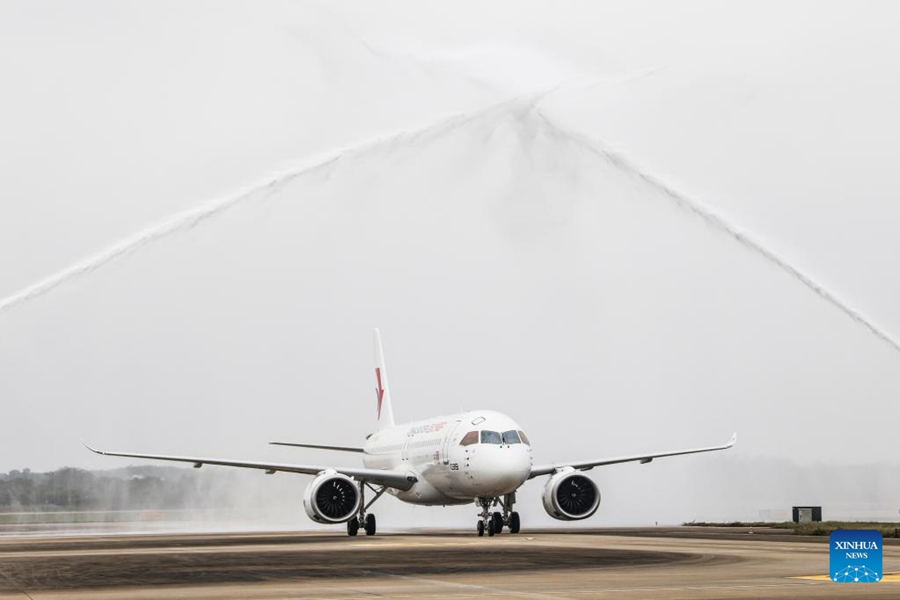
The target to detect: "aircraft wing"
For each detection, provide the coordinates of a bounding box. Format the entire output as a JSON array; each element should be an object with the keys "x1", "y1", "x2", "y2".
[
  {"x1": 83, "y1": 442, "x2": 417, "y2": 491},
  {"x1": 528, "y1": 432, "x2": 736, "y2": 479}
]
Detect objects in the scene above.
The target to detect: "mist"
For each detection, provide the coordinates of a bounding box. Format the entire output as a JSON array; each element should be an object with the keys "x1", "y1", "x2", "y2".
[{"x1": 2, "y1": 1, "x2": 899, "y2": 531}]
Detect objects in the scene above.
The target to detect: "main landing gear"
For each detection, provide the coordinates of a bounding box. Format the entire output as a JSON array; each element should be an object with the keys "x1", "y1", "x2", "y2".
[
  {"x1": 347, "y1": 481, "x2": 387, "y2": 537},
  {"x1": 475, "y1": 492, "x2": 520, "y2": 537}
]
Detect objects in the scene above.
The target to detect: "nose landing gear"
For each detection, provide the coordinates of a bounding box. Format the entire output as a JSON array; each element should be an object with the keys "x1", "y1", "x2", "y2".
[
  {"x1": 475, "y1": 493, "x2": 520, "y2": 537},
  {"x1": 492, "y1": 511, "x2": 504, "y2": 534},
  {"x1": 508, "y1": 510, "x2": 521, "y2": 534}
]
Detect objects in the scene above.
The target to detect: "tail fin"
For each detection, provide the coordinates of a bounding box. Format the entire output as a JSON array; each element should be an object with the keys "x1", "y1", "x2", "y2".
[{"x1": 373, "y1": 328, "x2": 396, "y2": 430}]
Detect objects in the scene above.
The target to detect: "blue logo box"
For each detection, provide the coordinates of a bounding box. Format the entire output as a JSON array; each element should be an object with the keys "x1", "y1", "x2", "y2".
[{"x1": 830, "y1": 529, "x2": 882, "y2": 583}]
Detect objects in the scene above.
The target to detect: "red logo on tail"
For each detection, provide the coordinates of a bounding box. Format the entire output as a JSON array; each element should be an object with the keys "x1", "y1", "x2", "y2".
[{"x1": 375, "y1": 367, "x2": 385, "y2": 420}]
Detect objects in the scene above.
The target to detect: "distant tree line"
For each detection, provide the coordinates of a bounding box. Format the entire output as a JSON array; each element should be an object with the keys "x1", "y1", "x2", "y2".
[{"x1": 0, "y1": 466, "x2": 237, "y2": 511}]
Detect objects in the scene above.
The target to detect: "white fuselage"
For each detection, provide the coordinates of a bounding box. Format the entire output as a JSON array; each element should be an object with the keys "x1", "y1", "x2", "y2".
[{"x1": 363, "y1": 410, "x2": 532, "y2": 505}]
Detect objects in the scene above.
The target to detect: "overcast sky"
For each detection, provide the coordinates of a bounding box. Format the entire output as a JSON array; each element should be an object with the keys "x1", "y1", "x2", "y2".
[{"x1": 2, "y1": 1, "x2": 899, "y2": 526}]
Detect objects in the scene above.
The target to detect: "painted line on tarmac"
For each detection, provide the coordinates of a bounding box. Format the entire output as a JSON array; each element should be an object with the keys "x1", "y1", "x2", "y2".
[
  {"x1": 791, "y1": 572, "x2": 900, "y2": 582},
  {"x1": 556, "y1": 582, "x2": 828, "y2": 595},
  {"x1": 367, "y1": 571, "x2": 559, "y2": 600}
]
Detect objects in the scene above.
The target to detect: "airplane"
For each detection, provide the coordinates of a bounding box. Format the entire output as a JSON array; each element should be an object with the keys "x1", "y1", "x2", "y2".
[{"x1": 85, "y1": 329, "x2": 736, "y2": 537}]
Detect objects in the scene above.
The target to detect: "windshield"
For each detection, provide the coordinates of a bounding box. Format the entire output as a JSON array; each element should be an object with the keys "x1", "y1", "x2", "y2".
[
  {"x1": 480, "y1": 430, "x2": 502, "y2": 444},
  {"x1": 518, "y1": 430, "x2": 531, "y2": 445},
  {"x1": 502, "y1": 430, "x2": 521, "y2": 444},
  {"x1": 459, "y1": 431, "x2": 479, "y2": 446}
]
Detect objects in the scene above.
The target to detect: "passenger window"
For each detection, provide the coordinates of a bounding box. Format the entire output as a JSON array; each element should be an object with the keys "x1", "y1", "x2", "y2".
[
  {"x1": 459, "y1": 431, "x2": 479, "y2": 446},
  {"x1": 480, "y1": 430, "x2": 502, "y2": 445},
  {"x1": 518, "y1": 430, "x2": 531, "y2": 445},
  {"x1": 502, "y1": 430, "x2": 521, "y2": 444}
]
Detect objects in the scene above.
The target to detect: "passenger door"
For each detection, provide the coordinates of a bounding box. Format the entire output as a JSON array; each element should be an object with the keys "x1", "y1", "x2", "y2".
[
  {"x1": 441, "y1": 420, "x2": 461, "y2": 465},
  {"x1": 401, "y1": 436, "x2": 410, "y2": 463}
]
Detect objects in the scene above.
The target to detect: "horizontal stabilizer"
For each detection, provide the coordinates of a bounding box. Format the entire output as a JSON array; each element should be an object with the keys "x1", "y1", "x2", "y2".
[{"x1": 269, "y1": 442, "x2": 364, "y2": 453}]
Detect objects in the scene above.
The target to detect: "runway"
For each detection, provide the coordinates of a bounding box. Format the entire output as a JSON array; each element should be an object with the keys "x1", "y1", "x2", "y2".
[{"x1": 0, "y1": 528, "x2": 898, "y2": 599}]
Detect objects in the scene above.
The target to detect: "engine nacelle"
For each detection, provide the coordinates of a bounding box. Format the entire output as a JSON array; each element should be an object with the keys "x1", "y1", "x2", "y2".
[
  {"x1": 541, "y1": 469, "x2": 601, "y2": 521},
  {"x1": 303, "y1": 471, "x2": 361, "y2": 524}
]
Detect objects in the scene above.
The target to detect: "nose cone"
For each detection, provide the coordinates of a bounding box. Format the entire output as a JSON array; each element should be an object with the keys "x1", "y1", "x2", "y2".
[{"x1": 471, "y1": 445, "x2": 531, "y2": 496}]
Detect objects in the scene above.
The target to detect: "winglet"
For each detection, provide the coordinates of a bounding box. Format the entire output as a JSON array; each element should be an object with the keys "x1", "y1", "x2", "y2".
[
  {"x1": 727, "y1": 432, "x2": 737, "y2": 447},
  {"x1": 81, "y1": 439, "x2": 104, "y2": 455}
]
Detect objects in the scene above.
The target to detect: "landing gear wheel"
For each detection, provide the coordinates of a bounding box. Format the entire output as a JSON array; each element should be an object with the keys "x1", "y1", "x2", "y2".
[
  {"x1": 492, "y1": 511, "x2": 503, "y2": 534},
  {"x1": 347, "y1": 517, "x2": 359, "y2": 537},
  {"x1": 477, "y1": 520, "x2": 485, "y2": 537},
  {"x1": 364, "y1": 513, "x2": 376, "y2": 536},
  {"x1": 509, "y1": 511, "x2": 520, "y2": 534},
  {"x1": 487, "y1": 519, "x2": 495, "y2": 537}
]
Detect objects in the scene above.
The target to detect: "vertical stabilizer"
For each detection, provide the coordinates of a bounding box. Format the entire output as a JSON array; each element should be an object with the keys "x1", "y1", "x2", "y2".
[{"x1": 373, "y1": 328, "x2": 396, "y2": 430}]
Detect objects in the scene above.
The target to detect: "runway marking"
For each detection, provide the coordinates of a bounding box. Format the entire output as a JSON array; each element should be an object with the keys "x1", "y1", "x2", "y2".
[
  {"x1": 369, "y1": 572, "x2": 560, "y2": 600},
  {"x1": 296, "y1": 581, "x2": 830, "y2": 600},
  {"x1": 0, "y1": 539, "x2": 487, "y2": 559},
  {"x1": 561, "y1": 582, "x2": 827, "y2": 594},
  {"x1": 791, "y1": 572, "x2": 900, "y2": 582}
]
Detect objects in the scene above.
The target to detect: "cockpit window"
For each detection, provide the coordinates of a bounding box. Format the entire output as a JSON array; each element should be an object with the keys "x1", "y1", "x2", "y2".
[
  {"x1": 518, "y1": 430, "x2": 531, "y2": 445},
  {"x1": 480, "y1": 430, "x2": 502, "y2": 444},
  {"x1": 459, "y1": 431, "x2": 479, "y2": 446},
  {"x1": 502, "y1": 430, "x2": 521, "y2": 444}
]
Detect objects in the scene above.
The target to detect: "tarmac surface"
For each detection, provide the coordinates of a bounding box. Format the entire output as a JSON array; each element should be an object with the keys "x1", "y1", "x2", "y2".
[{"x1": 0, "y1": 527, "x2": 898, "y2": 599}]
